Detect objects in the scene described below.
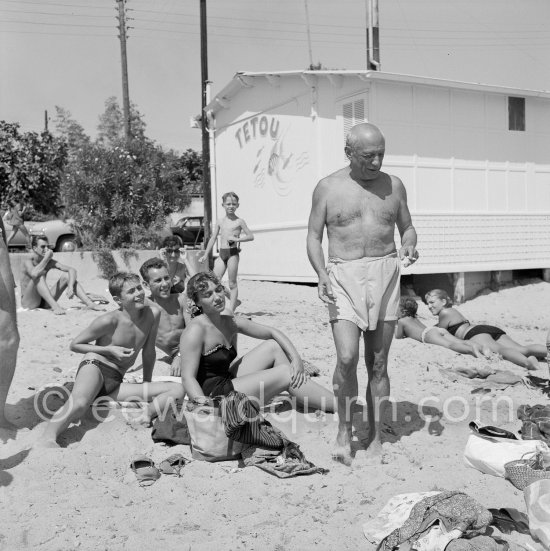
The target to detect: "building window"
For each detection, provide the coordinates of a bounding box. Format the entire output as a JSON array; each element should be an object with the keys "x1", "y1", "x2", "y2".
[
  {"x1": 508, "y1": 96, "x2": 525, "y2": 131},
  {"x1": 337, "y1": 96, "x2": 367, "y2": 160}
]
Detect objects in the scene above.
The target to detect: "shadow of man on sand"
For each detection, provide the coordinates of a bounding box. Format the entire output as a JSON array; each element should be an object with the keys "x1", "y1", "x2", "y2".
[{"x1": 351, "y1": 399, "x2": 444, "y2": 452}]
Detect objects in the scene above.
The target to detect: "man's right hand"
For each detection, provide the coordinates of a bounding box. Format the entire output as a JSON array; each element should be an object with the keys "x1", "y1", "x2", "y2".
[
  {"x1": 198, "y1": 254, "x2": 206, "y2": 263},
  {"x1": 317, "y1": 273, "x2": 335, "y2": 304},
  {"x1": 43, "y1": 249, "x2": 54, "y2": 262},
  {"x1": 107, "y1": 346, "x2": 134, "y2": 361},
  {"x1": 53, "y1": 306, "x2": 66, "y2": 315}
]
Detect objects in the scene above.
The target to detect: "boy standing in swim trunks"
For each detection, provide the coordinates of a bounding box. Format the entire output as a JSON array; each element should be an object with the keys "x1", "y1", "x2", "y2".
[
  {"x1": 199, "y1": 192, "x2": 254, "y2": 312},
  {"x1": 35, "y1": 272, "x2": 185, "y2": 448}
]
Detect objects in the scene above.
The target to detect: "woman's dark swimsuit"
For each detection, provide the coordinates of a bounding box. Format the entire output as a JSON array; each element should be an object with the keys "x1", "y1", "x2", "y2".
[
  {"x1": 447, "y1": 319, "x2": 505, "y2": 341},
  {"x1": 446, "y1": 320, "x2": 469, "y2": 336},
  {"x1": 197, "y1": 343, "x2": 237, "y2": 397}
]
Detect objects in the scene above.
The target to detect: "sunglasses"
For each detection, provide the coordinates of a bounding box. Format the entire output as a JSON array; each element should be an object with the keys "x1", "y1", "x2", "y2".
[{"x1": 165, "y1": 249, "x2": 181, "y2": 255}]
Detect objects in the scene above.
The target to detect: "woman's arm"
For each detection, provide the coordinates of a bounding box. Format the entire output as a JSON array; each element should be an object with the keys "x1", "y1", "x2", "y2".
[
  {"x1": 235, "y1": 317, "x2": 306, "y2": 388},
  {"x1": 179, "y1": 323, "x2": 207, "y2": 400}
]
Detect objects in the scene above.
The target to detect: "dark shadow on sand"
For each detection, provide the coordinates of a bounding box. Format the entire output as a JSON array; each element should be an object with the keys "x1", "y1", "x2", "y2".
[
  {"x1": 350, "y1": 400, "x2": 444, "y2": 453},
  {"x1": 0, "y1": 448, "x2": 30, "y2": 487},
  {"x1": 3, "y1": 383, "x2": 110, "y2": 447}
]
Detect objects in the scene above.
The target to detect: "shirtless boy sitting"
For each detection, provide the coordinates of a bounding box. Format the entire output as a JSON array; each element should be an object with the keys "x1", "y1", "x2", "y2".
[
  {"x1": 35, "y1": 272, "x2": 185, "y2": 448},
  {"x1": 21, "y1": 235, "x2": 103, "y2": 314},
  {"x1": 396, "y1": 297, "x2": 487, "y2": 358},
  {"x1": 140, "y1": 258, "x2": 189, "y2": 376}
]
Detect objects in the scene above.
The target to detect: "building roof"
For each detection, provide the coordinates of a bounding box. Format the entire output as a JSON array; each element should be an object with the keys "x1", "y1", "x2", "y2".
[{"x1": 205, "y1": 70, "x2": 550, "y2": 115}]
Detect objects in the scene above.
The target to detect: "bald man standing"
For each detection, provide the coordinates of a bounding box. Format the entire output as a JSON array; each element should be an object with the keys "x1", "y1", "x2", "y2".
[
  {"x1": 0, "y1": 215, "x2": 19, "y2": 430},
  {"x1": 307, "y1": 123, "x2": 418, "y2": 465}
]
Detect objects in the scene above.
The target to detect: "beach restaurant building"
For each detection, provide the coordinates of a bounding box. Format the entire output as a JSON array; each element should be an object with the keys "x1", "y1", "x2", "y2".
[{"x1": 204, "y1": 70, "x2": 550, "y2": 300}]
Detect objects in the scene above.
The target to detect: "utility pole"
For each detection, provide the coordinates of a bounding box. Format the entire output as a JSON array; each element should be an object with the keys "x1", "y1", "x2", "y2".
[
  {"x1": 304, "y1": 0, "x2": 314, "y2": 68},
  {"x1": 116, "y1": 0, "x2": 132, "y2": 143},
  {"x1": 200, "y1": 0, "x2": 212, "y2": 258},
  {"x1": 44, "y1": 110, "x2": 48, "y2": 132},
  {"x1": 365, "y1": 0, "x2": 380, "y2": 70}
]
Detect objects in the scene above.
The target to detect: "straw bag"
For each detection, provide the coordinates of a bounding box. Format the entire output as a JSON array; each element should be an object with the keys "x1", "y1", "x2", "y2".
[
  {"x1": 505, "y1": 451, "x2": 550, "y2": 490},
  {"x1": 183, "y1": 398, "x2": 246, "y2": 462}
]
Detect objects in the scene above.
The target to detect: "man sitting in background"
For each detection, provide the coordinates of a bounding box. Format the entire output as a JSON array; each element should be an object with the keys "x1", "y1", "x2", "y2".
[{"x1": 20, "y1": 235, "x2": 104, "y2": 315}]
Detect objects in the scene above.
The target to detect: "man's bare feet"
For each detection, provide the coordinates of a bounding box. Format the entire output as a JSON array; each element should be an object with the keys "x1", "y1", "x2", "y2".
[
  {"x1": 130, "y1": 412, "x2": 153, "y2": 428},
  {"x1": 332, "y1": 428, "x2": 353, "y2": 466},
  {"x1": 527, "y1": 356, "x2": 539, "y2": 371},
  {"x1": 356, "y1": 439, "x2": 384, "y2": 465}
]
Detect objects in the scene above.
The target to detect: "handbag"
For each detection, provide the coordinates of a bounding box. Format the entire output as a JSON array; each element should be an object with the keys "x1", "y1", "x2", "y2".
[
  {"x1": 183, "y1": 398, "x2": 246, "y2": 462},
  {"x1": 463, "y1": 422, "x2": 550, "y2": 477}
]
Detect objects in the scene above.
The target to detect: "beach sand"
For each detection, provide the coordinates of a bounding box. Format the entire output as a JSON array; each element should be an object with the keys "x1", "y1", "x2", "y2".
[{"x1": 1, "y1": 276, "x2": 549, "y2": 550}]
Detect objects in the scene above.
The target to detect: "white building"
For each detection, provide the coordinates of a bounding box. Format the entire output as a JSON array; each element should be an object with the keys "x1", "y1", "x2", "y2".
[{"x1": 205, "y1": 71, "x2": 550, "y2": 299}]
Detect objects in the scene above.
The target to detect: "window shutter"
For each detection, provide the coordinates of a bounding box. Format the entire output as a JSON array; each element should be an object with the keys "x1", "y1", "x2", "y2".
[{"x1": 342, "y1": 97, "x2": 366, "y2": 159}]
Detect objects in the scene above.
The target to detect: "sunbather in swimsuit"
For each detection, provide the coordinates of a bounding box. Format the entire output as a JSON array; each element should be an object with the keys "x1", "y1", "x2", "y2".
[{"x1": 197, "y1": 343, "x2": 237, "y2": 397}]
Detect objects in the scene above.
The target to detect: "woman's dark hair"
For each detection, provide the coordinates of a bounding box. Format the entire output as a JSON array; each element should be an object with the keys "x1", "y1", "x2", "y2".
[
  {"x1": 186, "y1": 271, "x2": 221, "y2": 316},
  {"x1": 399, "y1": 297, "x2": 418, "y2": 318}
]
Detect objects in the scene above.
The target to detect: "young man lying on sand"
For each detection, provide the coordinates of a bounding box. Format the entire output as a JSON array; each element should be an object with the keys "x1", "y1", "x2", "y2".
[
  {"x1": 20, "y1": 235, "x2": 104, "y2": 315},
  {"x1": 396, "y1": 297, "x2": 488, "y2": 358},
  {"x1": 140, "y1": 258, "x2": 190, "y2": 376},
  {"x1": 35, "y1": 272, "x2": 184, "y2": 448}
]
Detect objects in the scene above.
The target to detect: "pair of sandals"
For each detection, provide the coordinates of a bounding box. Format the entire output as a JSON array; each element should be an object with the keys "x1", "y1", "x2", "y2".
[{"x1": 130, "y1": 454, "x2": 189, "y2": 487}]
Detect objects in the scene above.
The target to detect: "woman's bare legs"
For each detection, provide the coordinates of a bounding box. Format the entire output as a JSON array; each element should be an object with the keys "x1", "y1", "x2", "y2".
[
  {"x1": 497, "y1": 335, "x2": 547, "y2": 360},
  {"x1": 470, "y1": 334, "x2": 538, "y2": 370},
  {"x1": 232, "y1": 340, "x2": 335, "y2": 412}
]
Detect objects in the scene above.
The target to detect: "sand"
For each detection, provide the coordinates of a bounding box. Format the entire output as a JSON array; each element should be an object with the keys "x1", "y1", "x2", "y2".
[{"x1": 1, "y1": 276, "x2": 549, "y2": 550}]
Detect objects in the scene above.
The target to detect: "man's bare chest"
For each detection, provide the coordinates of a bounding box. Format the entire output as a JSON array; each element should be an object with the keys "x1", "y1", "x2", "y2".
[{"x1": 327, "y1": 190, "x2": 398, "y2": 227}]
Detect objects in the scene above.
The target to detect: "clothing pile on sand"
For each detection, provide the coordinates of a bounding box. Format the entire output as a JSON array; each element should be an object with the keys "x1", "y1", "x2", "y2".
[{"x1": 363, "y1": 491, "x2": 528, "y2": 550}]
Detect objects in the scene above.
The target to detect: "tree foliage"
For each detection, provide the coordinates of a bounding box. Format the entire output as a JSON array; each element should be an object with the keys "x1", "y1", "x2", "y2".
[
  {"x1": 0, "y1": 121, "x2": 67, "y2": 215},
  {"x1": 97, "y1": 96, "x2": 147, "y2": 147}
]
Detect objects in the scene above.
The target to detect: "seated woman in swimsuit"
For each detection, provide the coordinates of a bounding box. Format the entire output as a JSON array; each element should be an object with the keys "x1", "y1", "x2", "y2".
[
  {"x1": 396, "y1": 297, "x2": 488, "y2": 358},
  {"x1": 425, "y1": 289, "x2": 547, "y2": 370},
  {"x1": 179, "y1": 271, "x2": 336, "y2": 412}
]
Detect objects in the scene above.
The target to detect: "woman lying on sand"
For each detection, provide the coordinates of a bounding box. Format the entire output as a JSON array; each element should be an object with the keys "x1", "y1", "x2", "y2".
[
  {"x1": 396, "y1": 297, "x2": 489, "y2": 358},
  {"x1": 426, "y1": 289, "x2": 547, "y2": 370},
  {"x1": 180, "y1": 271, "x2": 336, "y2": 412}
]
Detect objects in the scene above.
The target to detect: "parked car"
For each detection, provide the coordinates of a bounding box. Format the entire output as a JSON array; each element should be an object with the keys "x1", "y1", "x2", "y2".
[
  {"x1": 170, "y1": 216, "x2": 204, "y2": 248},
  {"x1": 5, "y1": 219, "x2": 80, "y2": 252}
]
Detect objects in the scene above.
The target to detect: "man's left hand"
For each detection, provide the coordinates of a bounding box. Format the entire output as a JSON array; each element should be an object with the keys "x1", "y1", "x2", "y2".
[{"x1": 399, "y1": 245, "x2": 419, "y2": 266}]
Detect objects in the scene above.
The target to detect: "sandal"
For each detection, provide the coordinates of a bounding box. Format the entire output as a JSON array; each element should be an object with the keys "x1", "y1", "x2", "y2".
[
  {"x1": 130, "y1": 455, "x2": 161, "y2": 487},
  {"x1": 159, "y1": 454, "x2": 188, "y2": 477}
]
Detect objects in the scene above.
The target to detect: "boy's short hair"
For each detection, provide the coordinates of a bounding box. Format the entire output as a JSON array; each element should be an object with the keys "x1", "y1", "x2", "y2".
[
  {"x1": 222, "y1": 191, "x2": 239, "y2": 203},
  {"x1": 161, "y1": 235, "x2": 180, "y2": 249},
  {"x1": 425, "y1": 289, "x2": 452, "y2": 307},
  {"x1": 399, "y1": 297, "x2": 418, "y2": 318},
  {"x1": 139, "y1": 257, "x2": 167, "y2": 281},
  {"x1": 109, "y1": 272, "x2": 141, "y2": 298},
  {"x1": 31, "y1": 234, "x2": 48, "y2": 248}
]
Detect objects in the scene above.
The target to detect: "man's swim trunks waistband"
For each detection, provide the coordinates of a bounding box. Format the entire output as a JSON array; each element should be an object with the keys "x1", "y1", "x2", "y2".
[{"x1": 327, "y1": 251, "x2": 398, "y2": 265}]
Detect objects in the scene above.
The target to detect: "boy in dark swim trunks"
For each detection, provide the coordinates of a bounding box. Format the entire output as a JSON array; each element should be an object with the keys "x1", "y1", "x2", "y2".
[
  {"x1": 35, "y1": 272, "x2": 184, "y2": 448},
  {"x1": 199, "y1": 192, "x2": 254, "y2": 312}
]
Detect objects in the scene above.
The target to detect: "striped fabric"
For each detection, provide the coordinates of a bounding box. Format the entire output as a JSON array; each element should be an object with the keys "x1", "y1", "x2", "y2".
[{"x1": 220, "y1": 391, "x2": 284, "y2": 449}]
